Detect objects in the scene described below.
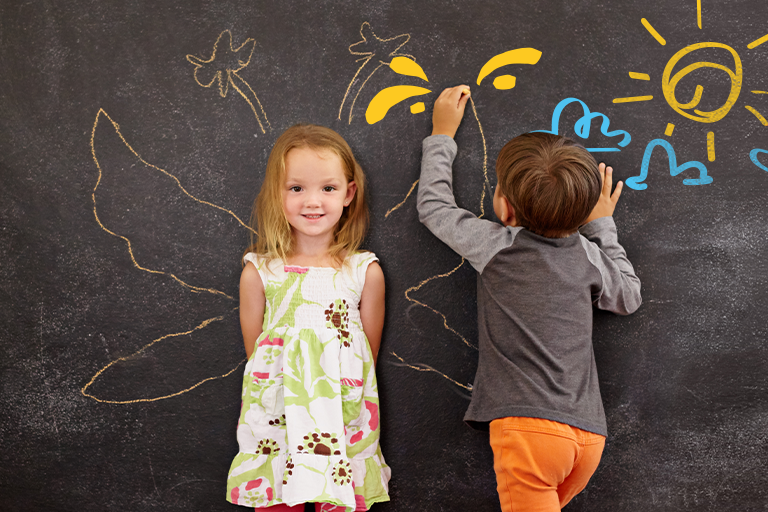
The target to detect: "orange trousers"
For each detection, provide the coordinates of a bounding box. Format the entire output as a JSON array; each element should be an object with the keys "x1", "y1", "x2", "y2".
[{"x1": 490, "y1": 417, "x2": 605, "y2": 512}]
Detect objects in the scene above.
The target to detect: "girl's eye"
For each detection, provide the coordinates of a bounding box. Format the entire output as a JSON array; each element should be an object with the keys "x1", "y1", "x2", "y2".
[
  {"x1": 289, "y1": 186, "x2": 302, "y2": 192},
  {"x1": 323, "y1": 186, "x2": 336, "y2": 192}
]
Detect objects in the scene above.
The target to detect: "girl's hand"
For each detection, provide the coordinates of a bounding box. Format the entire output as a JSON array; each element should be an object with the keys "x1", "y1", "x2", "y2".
[
  {"x1": 431, "y1": 85, "x2": 471, "y2": 139},
  {"x1": 585, "y1": 163, "x2": 623, "y2": 224}
]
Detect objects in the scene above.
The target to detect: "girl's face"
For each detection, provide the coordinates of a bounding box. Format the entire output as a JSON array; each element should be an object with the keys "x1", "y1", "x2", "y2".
[{"x1": 282, "y1": 146, "x2": 357, "y2": 249}]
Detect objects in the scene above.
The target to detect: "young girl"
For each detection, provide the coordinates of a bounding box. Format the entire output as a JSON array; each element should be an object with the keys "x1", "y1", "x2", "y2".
[{"x1": 226, "y1": 124, "x2": 390, "y2": 512}]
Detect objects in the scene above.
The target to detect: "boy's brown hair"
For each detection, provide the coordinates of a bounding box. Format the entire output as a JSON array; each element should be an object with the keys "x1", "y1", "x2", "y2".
[{"x1": 495, "y1": 132, "x2": 601, "y2": 238}]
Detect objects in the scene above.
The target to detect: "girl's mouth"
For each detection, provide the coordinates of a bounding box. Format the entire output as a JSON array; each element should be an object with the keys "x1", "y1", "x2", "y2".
[{"x1": 303, "y1": 214, "x2": 324, "y2": 220}]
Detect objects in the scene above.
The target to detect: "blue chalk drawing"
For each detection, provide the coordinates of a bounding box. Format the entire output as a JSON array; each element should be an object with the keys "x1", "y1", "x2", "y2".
[
  {"x1": 750, "y1": 148, "x2": 768, "y2": 172},
  {"x1": 534, "y1": 97, "x2": 631, "y2": 152},
  {"x1": 626, "y1": 139, "x2": 713, "y2": 190}
]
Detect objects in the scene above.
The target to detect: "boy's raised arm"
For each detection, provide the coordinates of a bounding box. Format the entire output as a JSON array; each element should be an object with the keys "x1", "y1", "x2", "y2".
[
  {"x1": 579, "y1": 163, "x2": 642, "y2": 315},
  {"x1": 418, "y1": 86, "x2": 517, "y2": 273}
]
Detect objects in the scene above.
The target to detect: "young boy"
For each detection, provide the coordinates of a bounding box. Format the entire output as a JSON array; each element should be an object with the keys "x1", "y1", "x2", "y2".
[{"x1": 417, "y1": 86, "x2": 642, "y2": 511}]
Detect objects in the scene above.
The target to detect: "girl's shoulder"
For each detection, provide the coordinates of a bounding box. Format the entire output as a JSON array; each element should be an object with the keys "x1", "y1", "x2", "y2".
[
  {"x1": 243, "y1": 252, "x2": 283, "y2": 279},
  {"x1": 344, "y1": 250, "x2": 380, "y2": 285}
]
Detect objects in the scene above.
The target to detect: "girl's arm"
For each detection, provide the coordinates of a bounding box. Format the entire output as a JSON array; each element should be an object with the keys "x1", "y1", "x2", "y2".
[
  {"x1": 359, "y1": 262, "x2": 385, "y2": 366},
  {"x1": 240, "y1": 263, "x2": 266, "y2": 359}
]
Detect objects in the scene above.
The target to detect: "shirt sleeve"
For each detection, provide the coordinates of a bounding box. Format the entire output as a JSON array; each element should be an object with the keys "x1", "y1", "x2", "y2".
[
  {"x1": 417, "y1": 135, "x2": 519, "y2": 273},
  {"x1": 579, "y1": 217, "x2": 642, "y2": 315}
]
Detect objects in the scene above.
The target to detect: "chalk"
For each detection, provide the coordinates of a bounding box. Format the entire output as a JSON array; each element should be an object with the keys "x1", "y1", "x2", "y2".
[{"x1": 462, "y1": 88, "x2": 471, "y2": 95}]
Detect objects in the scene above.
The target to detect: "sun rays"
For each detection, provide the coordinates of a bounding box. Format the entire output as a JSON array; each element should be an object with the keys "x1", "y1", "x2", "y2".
[{"x1": 613, "y1": 11, "x2": 767, "y2": 163}]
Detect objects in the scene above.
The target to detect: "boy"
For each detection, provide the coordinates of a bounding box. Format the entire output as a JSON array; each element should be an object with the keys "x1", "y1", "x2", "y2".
[{"x1": 417, "y1": 86, "x2": 642, "y2": 511}]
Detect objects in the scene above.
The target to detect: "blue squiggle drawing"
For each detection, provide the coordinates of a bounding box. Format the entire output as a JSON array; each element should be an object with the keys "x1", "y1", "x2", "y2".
[
  {"x1": 534, "y1": 97, "x2": 631, "y2": 152},
  {"x1": 626, "y1": 139, "x2": 712, "y2": 190},
  {"x1": 750, "y1": 149, "x2": 768, "y2": 172}
]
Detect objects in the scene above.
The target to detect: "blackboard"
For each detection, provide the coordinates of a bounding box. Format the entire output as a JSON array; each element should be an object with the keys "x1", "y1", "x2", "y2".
[{"x1": 2, "y1": 0, "x2": 768, "y2": 510}]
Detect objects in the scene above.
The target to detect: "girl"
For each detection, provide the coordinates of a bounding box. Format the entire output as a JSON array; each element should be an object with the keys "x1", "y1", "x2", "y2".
[{"x1": 226, "y1": 125, "x2": 390, "y2": 512}]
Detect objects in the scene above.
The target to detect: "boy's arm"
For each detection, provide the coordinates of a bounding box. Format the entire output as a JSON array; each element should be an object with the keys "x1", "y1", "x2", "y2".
[
  {"x1": 418, "y1": 86, "x2": 517, "y2": 273},
  {"x1": 579, "y1": 164, "x2": 642, "y2": 315}
]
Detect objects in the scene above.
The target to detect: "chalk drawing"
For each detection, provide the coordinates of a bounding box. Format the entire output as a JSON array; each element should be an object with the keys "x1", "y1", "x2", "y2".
[
  {"x1": 614, "y1": 8, "x2": 767, "y2": 165},
  {"x1": 84, "y1": 109, "x2": 253, "y2": 403},
  {"x1": 339, "y1": 22, "x2": 415, "y2": 124},
  {"x1": 187, "y1": 30, "x2": 270, "y2": 133},
  {"x1": 750, "y1": 149, "x2": 768, "y2": 172},
  {"x1": 362, "y1": 44, "x2": 545, "y2": 392},
  {"x1": 626, "y1": 139, "x2": 712, "y2": 190},
  {"x1": 476, "y1": 48, "x2": 542, "y2": 89},
  {"x1": 535, "y1": 97, "x2": 631, "y2": 152}
]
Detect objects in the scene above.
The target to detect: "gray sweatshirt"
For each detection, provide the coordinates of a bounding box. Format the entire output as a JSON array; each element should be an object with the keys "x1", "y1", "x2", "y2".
[{"x1": 417, "y1": 135, "x2": 642, "y2": 436}]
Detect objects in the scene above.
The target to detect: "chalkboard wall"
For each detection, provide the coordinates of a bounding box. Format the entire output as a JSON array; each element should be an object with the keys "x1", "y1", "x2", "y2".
[{"x1": 2, "y1": 0, "x2": 768, "y2": 510}]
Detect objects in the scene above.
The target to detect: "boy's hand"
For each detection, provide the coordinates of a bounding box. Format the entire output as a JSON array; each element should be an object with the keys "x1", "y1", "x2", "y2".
[
  {"x1": 431, "y1": 85, "x2": 471, "y2": 138},
  {"x1": 585, "y1": 163, "x2": 623, "y2": 224}
]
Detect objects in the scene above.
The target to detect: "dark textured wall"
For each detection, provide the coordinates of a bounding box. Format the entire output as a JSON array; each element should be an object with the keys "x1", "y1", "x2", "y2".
[{"x1": 2, "y1": 1, "x2": 767, "y2": 510}]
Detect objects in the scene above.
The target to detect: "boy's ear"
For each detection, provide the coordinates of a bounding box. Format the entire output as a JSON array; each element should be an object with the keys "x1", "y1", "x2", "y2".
[
  {"x1": 494, "y1": 189, "x2": 517, "y2": 227},
  {"x1": 500, "y1": 197, "x2": 517, "y2": 227}
]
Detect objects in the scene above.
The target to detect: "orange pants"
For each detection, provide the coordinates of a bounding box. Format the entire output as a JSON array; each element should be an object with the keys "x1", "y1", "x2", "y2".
[{"x1": 490, "y1": 417, "x2": 605, "y2": 512}]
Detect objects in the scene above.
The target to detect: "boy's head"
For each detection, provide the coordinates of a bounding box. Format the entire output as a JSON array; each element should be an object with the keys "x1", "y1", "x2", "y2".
[{"x1": 494, "y1": 132, "x2": 601, "y2": 238}]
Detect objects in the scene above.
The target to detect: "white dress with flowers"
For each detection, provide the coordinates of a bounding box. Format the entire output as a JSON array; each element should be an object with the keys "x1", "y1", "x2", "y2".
[{"x1": 226, "y1": 252, "x2": 390, "y2": 511}]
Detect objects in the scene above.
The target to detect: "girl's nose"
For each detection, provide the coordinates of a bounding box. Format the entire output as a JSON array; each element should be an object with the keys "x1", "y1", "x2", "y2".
[{"x1": 305, "y1": 191, "x2": 322, "y2": 207}]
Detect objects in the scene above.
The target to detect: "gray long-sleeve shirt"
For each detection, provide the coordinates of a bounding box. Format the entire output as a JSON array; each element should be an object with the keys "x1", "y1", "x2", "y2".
[{"x1": 418, "y1": 135, "x2": 642, "y2": 435}]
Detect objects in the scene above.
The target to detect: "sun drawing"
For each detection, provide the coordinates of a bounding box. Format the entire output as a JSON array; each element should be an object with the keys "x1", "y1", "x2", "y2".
[{"x1": 612, "y1": 3, "x2": 768, "y2": 164}]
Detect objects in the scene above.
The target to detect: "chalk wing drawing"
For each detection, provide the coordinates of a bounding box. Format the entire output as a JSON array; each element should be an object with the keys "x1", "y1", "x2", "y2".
[
  {"x1": 82, "y1": 109, "x2": 253, "y2": 404},
  {"x1": 187, "y1": 30, "x2": 271, "y2": 133},
  {"x1": 349, "y1": 36, "x2": 543, "y2": 393},
  {"x1": 612, "y1": 5, "x2": 768, "y2": 185}
]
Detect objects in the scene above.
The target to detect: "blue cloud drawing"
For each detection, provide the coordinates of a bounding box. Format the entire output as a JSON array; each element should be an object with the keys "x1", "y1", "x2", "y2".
[
  {"x1": 750, "y1": 148, "x2": 768, "y2": 173},
  {"x1": 626, "y1": 139, "x2": 712, "y2": 190},
  {"x1": 534, "y1": 97, "x2": 631, "y2": 152}
]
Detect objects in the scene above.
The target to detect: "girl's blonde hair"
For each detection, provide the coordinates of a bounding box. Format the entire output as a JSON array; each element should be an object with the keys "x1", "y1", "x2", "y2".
[{"x1": 245, "y1": 124, "x2": 369, "y2": 267}]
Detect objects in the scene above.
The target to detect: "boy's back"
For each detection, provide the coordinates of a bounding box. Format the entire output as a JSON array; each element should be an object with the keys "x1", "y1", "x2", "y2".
[
  {"x1": 419, "y1": 135, "x2": 641, "y2": 436},
  {"x1": 417, "y1": 85, "x2": 641, "y2": 511}
]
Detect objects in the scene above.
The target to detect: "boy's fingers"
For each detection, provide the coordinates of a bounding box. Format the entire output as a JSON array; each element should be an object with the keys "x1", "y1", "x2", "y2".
[
  {"x1": 612, "y1": 180, "x2": 624, "y2": 202},
  {"x1": 458, "y1": 90, "x2": 471, "y2": 109},
  {"x1": 603, "y1": 166, "x2": 613, "y2": 195}
]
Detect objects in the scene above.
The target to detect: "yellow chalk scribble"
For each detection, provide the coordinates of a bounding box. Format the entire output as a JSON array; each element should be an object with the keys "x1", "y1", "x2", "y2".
[
  {"x1": 365, "y1": 85, "x2": 432, "y2": 124},
  {"x1": 745, "y1": 106, "x2": 768, "y2": 126},
  {"x1": 662, "y1": 43, "x2": 742, "y2": 124},
  {"x1": 697, "y1": 0, "x2": 702, "y2": 29},
  {"x1": 613, "y1": 96, "x2": 654, "y2": 103},
  {"x1": 476, "y1": 48, "x2": 542, "y2": 88},
  {"x1": 641, "y1": 18, "x2": 667, "y2": 46},
  {"x1": 665, "y1": 123, "x2": 675, "y2": 136},
  {"x1": 187, "y1": 30, "x2": 270, "y2": 133},
  {"x1": 493, "y1": 75, "x2": 516, "y2": 90},
  {"x1": 629, "y1": 72, "x2": 651, "y2": 81},
  {"x1": 707, "y1": 132, "x2": 716, "y2": 161},
  {"x1": 390, "y1": 56, "x2": 429, "y2": 81},
  {"x1": 410, "y1": 102, "x2": 426, "y2": 114},
  {"x1": 748, "y1": 34, "x2": 768, "y2": 50}
]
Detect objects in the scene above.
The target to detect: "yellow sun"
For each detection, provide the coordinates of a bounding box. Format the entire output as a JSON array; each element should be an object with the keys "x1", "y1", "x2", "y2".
[{"x1": 612, "y1": 2, "x2": 768, "y2": 162}]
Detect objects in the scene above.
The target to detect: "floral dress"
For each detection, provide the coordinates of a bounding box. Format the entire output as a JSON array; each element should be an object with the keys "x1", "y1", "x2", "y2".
[{"x1": 226, "y1": 251, "x2": 390, "y2": 511}]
